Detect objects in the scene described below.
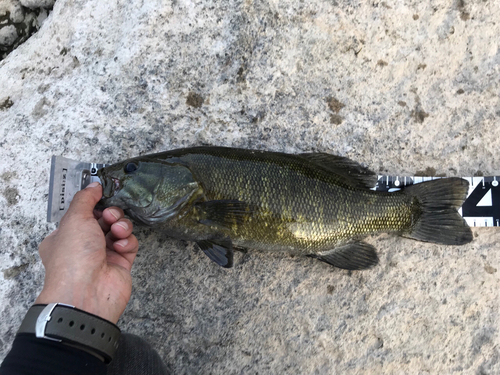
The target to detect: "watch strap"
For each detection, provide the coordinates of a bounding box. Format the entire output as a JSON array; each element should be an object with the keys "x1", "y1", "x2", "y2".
[{"x1": 18, "y1": 303, "x2": 121, "y2": 363}]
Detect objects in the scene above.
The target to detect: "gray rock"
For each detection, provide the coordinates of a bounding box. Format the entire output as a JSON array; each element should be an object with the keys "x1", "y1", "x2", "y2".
[
  {"x1": 19, "y1": 0, "x2": 54, "y2": 9},
  {"x1": 0, "y1": 0, "x2": 499, "y2": 374},
  {"x1": 0, "y1": 0, "x2": 25, "y2": 23},
  {"x1": 0, "y1": 0, "x2": 44, "y2": 60},
  {"x1": 0, "y1": 25, "x2": 17, "y2": 46}
]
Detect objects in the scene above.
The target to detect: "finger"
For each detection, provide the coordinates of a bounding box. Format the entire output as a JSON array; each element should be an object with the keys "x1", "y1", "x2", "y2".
[
  {"x1": 105, "y1": 219, "x2": 133, "y2": 249},
  {"x1": 114, "y1": 235, "x2": 139, "y2": 259},
  {"x1": 63, "y1": 182, "x2": 103, "y2": 222},
  {"x1": 98, "y1": 207, "x2": 124, "y2": 233},
  {"x1": 110, "y1": 219, "x2": 133, "y2": 240},
  {"x1": 108, "y1": 235, "x2": 139, "y2": 272}
]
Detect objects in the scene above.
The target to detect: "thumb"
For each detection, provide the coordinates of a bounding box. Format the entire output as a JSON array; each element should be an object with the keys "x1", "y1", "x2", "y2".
[{"x1": 64, "y1": 182, "x2": 103, "y2": 220}]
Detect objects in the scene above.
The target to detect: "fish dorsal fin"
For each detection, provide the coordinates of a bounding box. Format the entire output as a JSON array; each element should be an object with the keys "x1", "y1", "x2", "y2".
[
  {"x1": 311, "y1": 241, "x2": 379, "y2": 270},
  {"x1": 197, "y1": 238, "x2": 234, "y2": 268},
  {"x1": 299, "y1": 153, "x2": 376, "y2": 189}
]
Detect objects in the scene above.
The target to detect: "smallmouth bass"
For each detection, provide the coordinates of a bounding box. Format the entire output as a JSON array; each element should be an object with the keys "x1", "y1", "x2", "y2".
[{"x1": 97, "y1": 146, "x2": 472, "y2": 269}]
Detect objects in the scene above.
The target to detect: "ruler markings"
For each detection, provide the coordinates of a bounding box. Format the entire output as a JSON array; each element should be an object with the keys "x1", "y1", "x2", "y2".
[{"x1": 373, "y1": 175, "x2": 500, "y2": 227}]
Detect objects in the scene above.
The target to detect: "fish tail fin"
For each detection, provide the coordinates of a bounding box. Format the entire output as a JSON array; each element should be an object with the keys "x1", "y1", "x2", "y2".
[{"x1": 404, "y1": 178, "x2": 472, "y2": 245}]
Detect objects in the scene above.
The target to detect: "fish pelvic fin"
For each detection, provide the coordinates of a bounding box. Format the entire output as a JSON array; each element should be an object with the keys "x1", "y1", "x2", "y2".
[
  {"x1": 299, "y1": 153, "x2": 377, "y2": 189},
  {"x1": 197, "y1": 238, "x2": 234, "y2": 268},
  {"x1": 310, "y1": 241, "x2": 379, "y2": 270},
  {"x1": 404, "y1": 178, "x2": 472, "y2": 245}
]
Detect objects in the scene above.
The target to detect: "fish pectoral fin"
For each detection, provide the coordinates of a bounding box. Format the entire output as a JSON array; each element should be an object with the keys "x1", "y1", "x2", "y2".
[
  {"x1": 311, "y1": 241, "x2": 379, "y2": 270},
  {"x1": 299, "y1": 153, "x2": 377, "y2": 189},
  {"x1": 196, "y1": 200, "x2": 256, "y2": 229},
  {"x1": 197, "y1": 238, "x2": 234, "y2": 268}
]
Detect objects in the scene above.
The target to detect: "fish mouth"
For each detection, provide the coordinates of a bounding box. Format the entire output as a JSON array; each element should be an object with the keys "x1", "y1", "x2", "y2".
[{"x1": 101, "y1": 176, "x2": 121, "y2": 198}]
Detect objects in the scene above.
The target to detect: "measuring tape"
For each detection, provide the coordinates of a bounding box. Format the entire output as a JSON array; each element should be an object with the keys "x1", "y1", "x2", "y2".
[
  {"x1": 47, "y1": 155, "x2": 500, "y2": 227},
  {"x1": 373, "y1": 175, "x2": 500, "y2": 227}
]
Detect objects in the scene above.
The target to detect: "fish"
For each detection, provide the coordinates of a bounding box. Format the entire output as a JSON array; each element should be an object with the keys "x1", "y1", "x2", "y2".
[{"x1": 97, "y1": 146, "x2": 472, "y2": 270}]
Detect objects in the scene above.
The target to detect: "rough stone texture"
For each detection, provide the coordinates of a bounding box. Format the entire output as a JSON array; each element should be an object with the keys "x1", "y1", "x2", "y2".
[
  {"x1": 0, "y1": 25, "x2": 17, "y2": 47},
  {"x1": 0, "y1": 0, "x2": 499, "y2": 373},
  {"x1": 0, "y1": 0, "x2": 24, "y2": 22},
  {"x1": 0, "y1": 0, "x2": 50, "y2": 61},
  {"x1": 19, "y1": 0, "x2": 55, "y2": 9}
]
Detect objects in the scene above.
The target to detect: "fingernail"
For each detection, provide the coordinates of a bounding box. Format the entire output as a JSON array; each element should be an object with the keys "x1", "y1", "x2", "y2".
[
  {"x1": 116, "y1": 239, "x2": 129, "y2": 248},
  {"x1": 108, "y1": 208, "x2": 121, "y2": 220},
  {"x1": 116, "y1": 221, "x2": 129, "y2": 231},
  {"x1": 86, "y1": 182, "x2": 101, "y2": 189}
]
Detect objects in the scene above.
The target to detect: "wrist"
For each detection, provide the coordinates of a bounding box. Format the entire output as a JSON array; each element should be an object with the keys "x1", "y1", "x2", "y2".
[
  {"x1": 35, "y1": 288, "x2": 121, "y2": 324},
  {"x1": 18, "y1": 303, "x2": 121, "y2": 363}
]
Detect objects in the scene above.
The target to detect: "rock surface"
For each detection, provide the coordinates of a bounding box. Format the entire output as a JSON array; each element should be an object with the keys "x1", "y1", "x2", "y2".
[
  {"x1": 19, "y1": 0, "x2": 55, "y2": 9},
  {"x1": 0, "y1": 0, "x2": 499, "y2": 373},
  {"x1": 0, "y1": 0, "x2": 51, "y2": 61}
]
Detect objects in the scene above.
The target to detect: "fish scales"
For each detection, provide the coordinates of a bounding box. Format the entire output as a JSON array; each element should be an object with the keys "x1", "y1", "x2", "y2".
[
  {"x1": 97, "y1": 146, "x2": 472, "y2": 269},
  {"x1": 169, "y1": 149, "x2": 412, "y2": 251}
]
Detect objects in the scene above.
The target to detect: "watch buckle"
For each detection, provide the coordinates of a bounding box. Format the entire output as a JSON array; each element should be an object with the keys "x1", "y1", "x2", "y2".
[{"x1": 35, "y1": 303, "x2": 75, "y2": 342}]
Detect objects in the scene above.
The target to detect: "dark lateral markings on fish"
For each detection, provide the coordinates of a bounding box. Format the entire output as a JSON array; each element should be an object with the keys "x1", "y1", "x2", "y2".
[{"x1": 96, "y1": 146, "x2": 473, "y2": 270}]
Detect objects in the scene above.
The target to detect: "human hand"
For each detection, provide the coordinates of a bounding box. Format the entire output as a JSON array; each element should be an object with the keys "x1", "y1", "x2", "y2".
[{"x1": 35, "y1": 182, "x2": 139, "y2": 324}]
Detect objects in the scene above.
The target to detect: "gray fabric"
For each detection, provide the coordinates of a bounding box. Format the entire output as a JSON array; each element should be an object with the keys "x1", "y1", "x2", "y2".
[{"x1": 107, "y1": 334, "x2": 171, "y2": 375}]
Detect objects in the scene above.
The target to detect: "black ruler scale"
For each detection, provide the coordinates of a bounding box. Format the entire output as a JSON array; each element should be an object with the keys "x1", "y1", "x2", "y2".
[{"x1": 373, "y1": 175, "x2": 500, "y2": 227}]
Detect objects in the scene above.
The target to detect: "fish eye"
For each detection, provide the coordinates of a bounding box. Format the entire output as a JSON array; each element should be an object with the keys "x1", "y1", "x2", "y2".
[{"x1": 124, "y1": 162, "x2": 138, "y2": 173}]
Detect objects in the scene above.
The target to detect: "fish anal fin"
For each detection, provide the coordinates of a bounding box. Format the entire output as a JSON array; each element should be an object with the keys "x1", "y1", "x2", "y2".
[
  {"x1": 312, "y1": 241, "x2": 379, "y2": 270},
  {"x1": 299, "y1": 153, "x2": 376, "y2": 189},
  {"x1": 197, "y1": 238, "x2": 234, "y2": 268}
]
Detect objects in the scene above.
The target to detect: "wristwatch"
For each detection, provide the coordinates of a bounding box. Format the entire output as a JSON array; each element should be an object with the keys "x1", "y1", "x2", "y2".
[{"x1": 17, "y1": 303, "x2": 121, "y2": 363}]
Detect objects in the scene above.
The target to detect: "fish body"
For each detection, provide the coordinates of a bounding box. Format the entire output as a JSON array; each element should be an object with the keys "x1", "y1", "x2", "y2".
[{"x1": 97, "y1": 146, "x2": 472, "y2": 269}]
